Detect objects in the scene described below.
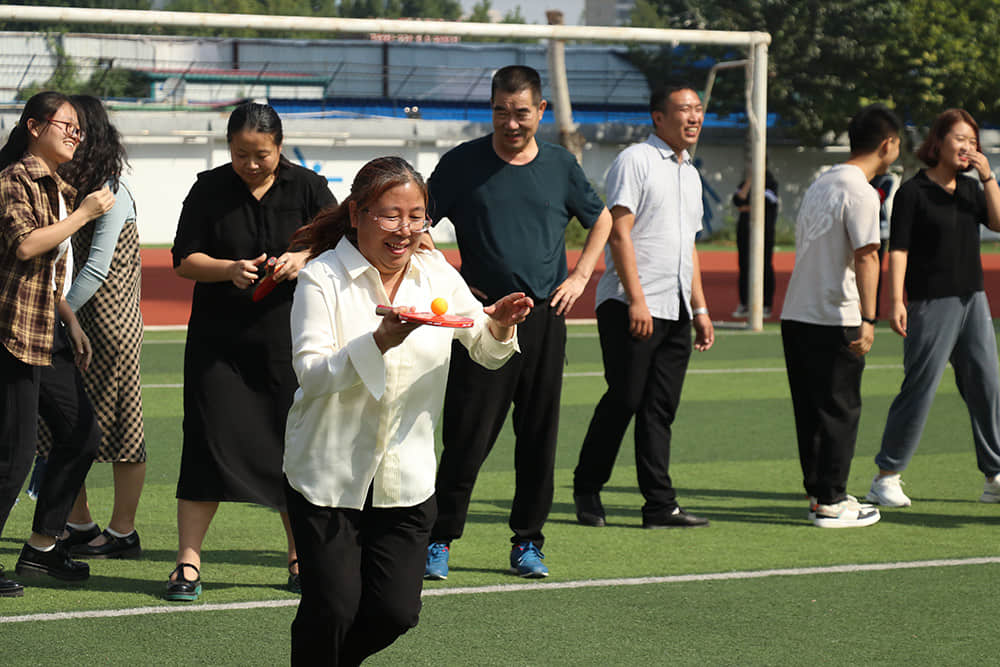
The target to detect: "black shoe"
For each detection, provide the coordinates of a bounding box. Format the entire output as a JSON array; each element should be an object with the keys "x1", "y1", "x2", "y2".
[
  {"x1": 1, "y1": 565, "x2": 24, "y2": 597},
  {"x1": 574, "y1": 492, "x2": 606, "y2": 527},
  {"x1": 287, "y1": 558, "x2": 301, "y2": 594},
  {"x1": 165, "y1": 563, "x2": 202, "y2": 602},
  {"x1": 14, "y1": 543, "x2": 90, "y2": 581},
  {"x1": 642, "y1": 507, "x2": 710, "y2": 529},
  {"x1": 70, "y1": 529, "x2": 142, "y2": 559},
  {"x1": 58, "y1": 524, "x2": 102, "y2": 550}
]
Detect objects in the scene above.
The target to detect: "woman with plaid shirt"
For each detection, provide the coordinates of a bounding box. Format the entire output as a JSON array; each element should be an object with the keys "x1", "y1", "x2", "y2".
[{"x1": 0, "y1": 91, "x2": 114, "y2": 597}]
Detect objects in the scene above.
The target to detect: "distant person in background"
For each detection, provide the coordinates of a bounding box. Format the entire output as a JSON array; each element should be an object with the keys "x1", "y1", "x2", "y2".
[
  {"x1": 573, "y1": 83, "x2": 714, "y2": 531},
  {"x1": 0, "y1": 91, "x2": 114, "y2": 596},
  {"x1": 780, "y1": 104, "x2": 900, "y2": 528},
  {"x1": 283, "y1": 156, "x2": 529, "y2": 665},
  {"x1": 867, "y1": 108, "x2": 1000, "y2": 508},
  {"x1": 166, "y1": 102, "x2": 336, "y2": 601},
  {"x1": 732, "y1": 167, "x2": 778, "y2": 318},
  {"x1": 869, "y1": 172, "x2": 895, "y2": 317},
  {"x1": 31, "y1": 95, "x2": 147, "y2": 560}
]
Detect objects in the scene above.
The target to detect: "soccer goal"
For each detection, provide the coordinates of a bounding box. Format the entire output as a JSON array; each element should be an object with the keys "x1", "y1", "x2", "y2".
[{"x1": 0, "y1": 4, "x2": 771, "y2": 329}]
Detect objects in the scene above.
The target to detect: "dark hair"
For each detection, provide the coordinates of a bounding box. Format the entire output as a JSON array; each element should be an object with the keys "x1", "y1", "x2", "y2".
[
  {"x1": 0, "y1": 90, "x2": 72, "y2": 171},
  {"x1": 227, "y1": 101, "x2": 284, "y2": 145},
  {"x1": 847, "y1": 104, "x2": 901, "y2": 155},
  {"x1": 59, "y1": 95, "x2": 128, "y2": 205},
  {"x1": 491, "y1": 66, "x2": 543, "y2": 106},
  {"x1": 916, "y1": 108, "x2": 979, "y2": 167},
  {"x1": 649, "y1": 83, "x2": 699, "y2": 114},
  {"x1": 290, "y1": 157, "x2": 427, "y2": 260}
]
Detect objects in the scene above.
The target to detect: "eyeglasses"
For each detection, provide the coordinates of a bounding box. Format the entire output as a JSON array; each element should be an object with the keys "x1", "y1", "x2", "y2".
[
  {"x1": 46, "y1": 118, "x2": 85, "y2": 142},
  {"x1": 364, "y1": 209, "x2": 432, "y2": 234}
]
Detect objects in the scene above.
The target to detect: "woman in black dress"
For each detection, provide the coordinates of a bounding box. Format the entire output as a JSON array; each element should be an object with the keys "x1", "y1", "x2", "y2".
[{"x1": 166, "y1": 102, "x2": 336, "y2": 601}]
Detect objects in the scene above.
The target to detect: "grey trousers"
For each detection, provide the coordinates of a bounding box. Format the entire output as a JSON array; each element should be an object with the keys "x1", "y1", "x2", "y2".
[{"x1": 876, "y1": 292, "x2": 1000, "y2": 476}]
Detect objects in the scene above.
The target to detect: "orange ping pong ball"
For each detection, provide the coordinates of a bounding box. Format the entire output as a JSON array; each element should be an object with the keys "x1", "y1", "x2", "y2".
[{"x1": 431, "y1": 297, "x2": 448, "y2": 316}]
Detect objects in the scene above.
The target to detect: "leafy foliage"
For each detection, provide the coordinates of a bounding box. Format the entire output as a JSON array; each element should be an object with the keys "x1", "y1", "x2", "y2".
[{"x1": 628, "y1": 0, "x2": 1000, "y2": 143}]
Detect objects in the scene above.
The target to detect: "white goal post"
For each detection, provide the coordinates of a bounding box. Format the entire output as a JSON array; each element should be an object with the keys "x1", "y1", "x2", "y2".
[{"x1": 0, "y1": 4, "x2": 771, "y2": 330}]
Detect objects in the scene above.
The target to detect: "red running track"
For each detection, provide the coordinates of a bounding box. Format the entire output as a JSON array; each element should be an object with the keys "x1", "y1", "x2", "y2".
[{"x1": 140, "y1": 248, "x2": 1000, "y2": 327}]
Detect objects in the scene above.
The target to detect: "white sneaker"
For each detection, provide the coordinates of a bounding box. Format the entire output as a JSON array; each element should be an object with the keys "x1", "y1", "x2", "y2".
[
  {"x1": 810, "y1": 495, "x2": 881, "y2": 528},
  {"x1": 732, "y1": 304, "x2": 748, "y2": 318},
  {"x1": 866, "y1": 473, "x2": 912, "y2": 507},
  {"x1": 980, "y1": 474, "x2": 1000, "y2": 503}
]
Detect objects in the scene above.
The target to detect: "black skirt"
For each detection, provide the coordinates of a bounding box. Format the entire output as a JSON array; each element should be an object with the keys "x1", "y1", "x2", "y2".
[{"x1": 176, "y1": 328, "x2": 297, "y2": 510}]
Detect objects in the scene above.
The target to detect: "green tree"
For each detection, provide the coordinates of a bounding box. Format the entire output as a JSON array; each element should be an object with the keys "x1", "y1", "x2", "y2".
[
  {"x1": 501, "y1": 6, "x2": 525, "y2": 23},
  {"x1": 629, "y1": 0, "x2": 1000, "y2": 141},
  {"x1": 884, "y1": 0, "x2": 1000, "y2": 127},
  {"x1": 628, "y1": 0, "x2": 901, "y2": 144},
  {"x1": 466, "y1": 0, "x2": 493, "y2": 23}
]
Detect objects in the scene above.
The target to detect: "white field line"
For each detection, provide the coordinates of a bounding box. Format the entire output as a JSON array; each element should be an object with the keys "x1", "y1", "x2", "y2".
[
  {"x1": 141, "y1": 364, "x2": 905, "y2": 389},
  {"x1": 564, "y1": 364, "x2": 903, "y2": 378},
  {"x1": 3, "y1": 556, "x2": 997, "y2": 625}
]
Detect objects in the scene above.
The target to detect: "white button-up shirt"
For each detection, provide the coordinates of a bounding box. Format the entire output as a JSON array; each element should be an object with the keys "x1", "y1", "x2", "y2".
[
  {"x1": 595, "y1": 133, "x2": 703, "y2": 320},
  {"x1": 284, "y1": 238, "x2": 518, "y2": 510}
]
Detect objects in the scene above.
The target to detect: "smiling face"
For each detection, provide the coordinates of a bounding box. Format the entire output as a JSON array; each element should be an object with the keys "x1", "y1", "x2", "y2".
[
  {"x1": 351, "y1": 179, "x2": 427, "y2": 288},
  {"x1": 653, "y1": 88, "x2": 704, "y2": 154},
  {"x1": 229, "y1": 129, "x2": 281, "y2": 191},
  {"x1": 27, "y1": 102, "x2": 81, "y2": 171},
  {"x1": 491, "y1": 87, "x2": 546, "y2": 161},
  {"x1": 938, "y1": 121, "x2": 978, "y2": 172}
]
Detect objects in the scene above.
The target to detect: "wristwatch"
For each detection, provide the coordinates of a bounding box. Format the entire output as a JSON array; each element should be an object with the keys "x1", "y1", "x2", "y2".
[{"x1": 861, "y1": 316, "x2": 877, "y2": 325}]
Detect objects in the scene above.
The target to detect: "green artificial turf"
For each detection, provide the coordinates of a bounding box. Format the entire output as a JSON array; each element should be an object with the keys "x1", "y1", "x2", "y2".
[{"x1": 2, "y1": 325, "x2": 997, "y2": 666}]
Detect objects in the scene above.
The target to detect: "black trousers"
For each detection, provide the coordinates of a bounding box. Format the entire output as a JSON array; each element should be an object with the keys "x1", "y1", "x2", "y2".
[
  {"x1": 736, "y1": 211, "x2": 776, "y2": 308},
  {"x1": 285, "y1": 481, "x2": 435, "y2": 667},
  {"x1": 574, "y1": 299, "x2": 692, "y2": 521},
  {"x1": 0, "y1": 326, "x2": 100, "y2": 538},
  {"x1": 781, "y1": 320, "x2": 865, "y2": 505},
  {"x1": 432, "y1": 302, "x2": 565, "y2": 548}
]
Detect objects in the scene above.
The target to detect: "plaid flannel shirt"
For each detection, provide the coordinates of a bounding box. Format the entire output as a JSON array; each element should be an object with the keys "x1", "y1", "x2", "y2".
[{"x1": 0, "y1": 153, "x2": 77, "y2": 366}]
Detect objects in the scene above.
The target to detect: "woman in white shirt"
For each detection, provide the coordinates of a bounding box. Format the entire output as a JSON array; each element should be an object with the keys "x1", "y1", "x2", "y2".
[{"x1": 282, "y1": 156, "x2": 532, "y2": 666}]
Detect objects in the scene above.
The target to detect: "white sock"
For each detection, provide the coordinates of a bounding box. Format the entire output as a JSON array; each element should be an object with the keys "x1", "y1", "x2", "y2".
[
  {"x1": 31, "y1": 542, "x2": 56, "y2": 552},
  {"x1": 105, "y1": 527, "x2": 134, "y2": 539},
  {"x1": 66, "y1": 521, "x2": 97, "y2": 531}
]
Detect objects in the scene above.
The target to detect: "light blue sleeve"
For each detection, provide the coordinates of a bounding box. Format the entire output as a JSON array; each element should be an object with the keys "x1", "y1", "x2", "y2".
[{"x1": 65, "y1": 180, "x2": 135, "y2": 312}]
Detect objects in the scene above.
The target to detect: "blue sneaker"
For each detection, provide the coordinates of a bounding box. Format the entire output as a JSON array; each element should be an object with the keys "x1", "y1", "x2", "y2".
[
  {"x1": 424, "y1": 542, "x2": 449, "y2": 580},
  {"x1": 509, "y1": 542, "x2": 548, "y2": 578}
]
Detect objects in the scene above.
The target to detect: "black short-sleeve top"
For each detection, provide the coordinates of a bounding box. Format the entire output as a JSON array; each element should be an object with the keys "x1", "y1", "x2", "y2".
[
  {"x1": 889, "y1": 170, "x2": 986, "y2": 301},
  {"x1": 428, "y1": 136, "x2": 606, "y2": 302},
  {"x1": 172, "y1": 160, "x2": 336, "y2": 341}
]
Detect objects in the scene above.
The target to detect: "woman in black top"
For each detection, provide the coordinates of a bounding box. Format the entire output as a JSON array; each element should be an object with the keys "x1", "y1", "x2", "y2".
[
  {"x1": 166, "y1": 103, "x2": 336, "y2": 601},
  {"x1": 867, "y1": 109, "x2": 1000, "y2": 508}
]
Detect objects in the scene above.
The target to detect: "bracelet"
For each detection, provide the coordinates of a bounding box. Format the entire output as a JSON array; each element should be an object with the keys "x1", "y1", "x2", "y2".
[
  {"x1": 982, "y1": 173, "x2": 995, "y2": 184},
  {"x1": 861, "y1": 316, "x2": 877, "y2": 325},
  {"x1": 692, "y1": 307, "x2": 709, "y2": 317}
]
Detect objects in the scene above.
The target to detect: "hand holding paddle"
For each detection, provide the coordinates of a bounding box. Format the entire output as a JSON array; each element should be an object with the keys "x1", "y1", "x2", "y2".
[
  {"x1": 253, "y1": 257, "x2": 285, "y2": 302},
  {"x1": 230, "y1": 253, "x2": 268, "y2": 289},
  {"x1": 373, "y1": 305, "x2": 425, "y2": 353}
]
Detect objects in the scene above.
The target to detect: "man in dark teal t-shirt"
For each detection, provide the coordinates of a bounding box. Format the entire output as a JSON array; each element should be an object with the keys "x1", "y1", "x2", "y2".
[{"x1": 424, "y1": 65, "x2": 611, "y2": 580}]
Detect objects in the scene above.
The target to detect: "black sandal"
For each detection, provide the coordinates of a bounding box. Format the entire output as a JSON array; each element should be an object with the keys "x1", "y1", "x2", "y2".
[
  {"x1": 287, "y1": 558, "x2": 301, "y2": 594},
  {"x1": 165, "y1": 563, "x2": 201, "y2": 602}
]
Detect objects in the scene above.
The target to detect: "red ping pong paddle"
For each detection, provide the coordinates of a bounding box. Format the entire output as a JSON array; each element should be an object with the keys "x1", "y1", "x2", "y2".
[
  {"x1": 253, "y1": 257, "x2": 283, "y2": 302},
  {"x1": 375, "y1": 305, "x2": 474, "y2": 328}
]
